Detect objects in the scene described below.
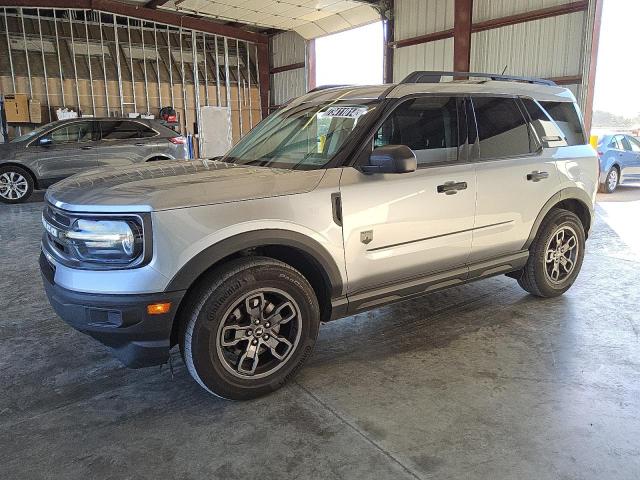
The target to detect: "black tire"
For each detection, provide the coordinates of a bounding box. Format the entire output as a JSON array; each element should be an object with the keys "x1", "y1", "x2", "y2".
[
  {"x1": 599, "y1": 167, "x2": 619, "y2": 194},
  {"x1": 516, "y1": 208, "x2": 585, "y2": 298},
  {"x1": 0, "y1": 165, "x2": 34, "y2": 204},
  {"x1": 180, "y1": 257, "x2": 320, "y2": 400}
]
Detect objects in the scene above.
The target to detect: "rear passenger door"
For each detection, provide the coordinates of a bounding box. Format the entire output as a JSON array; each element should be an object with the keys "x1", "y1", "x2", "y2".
[
  {"x1": 95, "y1": 120, "x2": 161, "y2": 168},
  {"x1": 469, "y1": 96, "x2": 561, "y2": 263}
]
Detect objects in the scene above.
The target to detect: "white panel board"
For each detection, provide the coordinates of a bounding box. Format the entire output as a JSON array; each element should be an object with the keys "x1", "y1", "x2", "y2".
[
  {"x1": 393, "y1": 38, "x2": 454, "y2": 81},
  {"x1": 199, "y1": 106, "x2": 233, "y2": 157}
]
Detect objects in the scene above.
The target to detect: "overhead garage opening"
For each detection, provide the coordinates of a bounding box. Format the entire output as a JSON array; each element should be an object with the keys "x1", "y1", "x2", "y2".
[{"x1": 315, "y1": 21, "x2": 384, "y2": 87}]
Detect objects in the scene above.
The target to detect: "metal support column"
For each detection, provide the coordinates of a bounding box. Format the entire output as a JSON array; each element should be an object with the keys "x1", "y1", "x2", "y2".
[
  {"x1": 166, "y1": 25, "x2": 174, "y2": 108},
  {"x1": 179, "y1": 26, "x2": 187, "y2": 134},
  {"x1": 19, "y1": 8, "x2": 33, "y2": 98},
  {"x1": 53, "y1": 9, "x2": 65, "y2": 106},
  {"x1": 37, "y1": 9, "x2": 51, "y2": 121},
  {"x1": 202, "y1": 33, "x2": 209, "y2": 106},
  {"x1": 236, "y1": 39, "x2": 243, "y2": 137},
  {"x1": 113, "y1": 15, "x2": 125, "y2": 114},
  {"x1": 154, "y1": 24, "x2": 162, "y2": 109},
  {"x1": 126, "y1": 17, "x2": 137, "y2": 113},
  {"x1": 141, "y1": 21, "x2": 149, "y2": 113},
  {"x1": 214, "y1": 35, "x2": 221, "y2": 106},
  {"x1": 246, "y1": 40, "x2": 253, "y2": 129},
  {"x1": 192, "y1": 30, "x2": 201, "y2": 155},
  {"x1": 99, "y1": 15, "x2": 110, "y2": 115},
  {"x1": 68, "y1": 9, "x2": 81, "y2": 112},
  {"x1": 84, "y1": 13, "x2": 96, "y2": 115}
]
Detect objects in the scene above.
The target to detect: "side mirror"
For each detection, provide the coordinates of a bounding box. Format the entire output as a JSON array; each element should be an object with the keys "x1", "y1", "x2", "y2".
[
  {"x1": 38, "y1": 137, "x2": 52, "y2": 147},
  {"x1": 361, "y1": 145, "x2": 417, "y2": 174}
]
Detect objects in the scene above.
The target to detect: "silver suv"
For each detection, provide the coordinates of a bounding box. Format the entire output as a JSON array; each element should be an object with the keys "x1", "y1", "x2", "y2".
[
  {"x1": 0, "y1": 118, "x2": 188, "y2": 203},
  {"x1": 40, "y1": 72, "x2": 598, "y2": 400}
]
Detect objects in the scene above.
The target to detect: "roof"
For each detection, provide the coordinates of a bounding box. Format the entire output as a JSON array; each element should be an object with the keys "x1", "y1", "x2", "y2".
[{"x1": 291, "y1": 80, "x2": 576, "y2": 107}]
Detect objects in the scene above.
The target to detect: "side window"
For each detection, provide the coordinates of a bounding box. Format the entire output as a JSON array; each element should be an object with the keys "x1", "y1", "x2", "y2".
[
  {"x1": 538, "y1": 101, "x2": 586, "y2": 146},
  {"x1": 138, "y1": 124, "x2": 158, "y2": 138},
  {"x1": 609, "y1": 136, "x2": 622, "y2": 150},
  {"x1": 520, "y1": 98, "x2": 565, "y2": 144},
  {"x1": 48, "y1": 122, "x2": 94, "y2": 144},
  {"x1": 374, "y1": 96, "x2": 460, "y2": 166},
  {"x1": 628, "y1": 136, "x2": 640, "y2": 153},
  {"x1": 472, "y1": 97, "x2": 532, "y2": 159},
  {"x1": 100, "y1": 121, "x2": 142, "y2": 140}
]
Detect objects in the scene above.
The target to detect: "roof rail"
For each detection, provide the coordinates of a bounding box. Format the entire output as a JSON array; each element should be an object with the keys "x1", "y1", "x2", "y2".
[
  {"x1": 307, "y1": 84, "x2": 352, "y2": 94},
  {"x1": 399, "y1": 71, "x2": 556, "y2": 86}
]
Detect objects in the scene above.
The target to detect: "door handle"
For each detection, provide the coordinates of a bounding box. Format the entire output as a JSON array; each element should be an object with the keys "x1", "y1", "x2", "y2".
[
  {"x1": 80, "y1": 145, "x2": 93, "y2": 150},
  {"x1": 437, "y1": 181, "x2": 467, "y2": 195},
  {"x1": 526, "y1": 171, "x2": 549, "y2": 182}
]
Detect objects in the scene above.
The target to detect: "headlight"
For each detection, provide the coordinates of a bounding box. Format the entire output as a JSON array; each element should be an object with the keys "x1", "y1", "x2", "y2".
[{"x1": 64, "y1": 218, "x2": 144, "y2": 265}]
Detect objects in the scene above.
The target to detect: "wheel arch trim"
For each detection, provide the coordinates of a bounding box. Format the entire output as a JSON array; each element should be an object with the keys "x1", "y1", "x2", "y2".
[
  {"x1": 524, "y1": 188, "x2": 594, "y2": 249},
  {"x1": 164, "y1": 229, "x2": 344, "y2": 297}
]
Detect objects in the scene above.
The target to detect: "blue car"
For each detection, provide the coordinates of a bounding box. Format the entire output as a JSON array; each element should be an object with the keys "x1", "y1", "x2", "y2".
[{"x1": 597, "y1": 134, "x2": 640, "y2": 193}]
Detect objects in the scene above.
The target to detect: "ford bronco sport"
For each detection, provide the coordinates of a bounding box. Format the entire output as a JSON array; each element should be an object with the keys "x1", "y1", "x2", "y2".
[{"x1": 40, "y1": 71, "x2": 598, "y2": 400}]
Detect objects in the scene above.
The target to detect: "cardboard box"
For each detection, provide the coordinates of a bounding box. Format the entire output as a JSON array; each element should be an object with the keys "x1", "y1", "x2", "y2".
[
  {"x1": 29, "y1": 99, "x2": 41, "y2": 124},
  {"x1": 4, "y1": 94, "x2": 30, "y2": 123}
]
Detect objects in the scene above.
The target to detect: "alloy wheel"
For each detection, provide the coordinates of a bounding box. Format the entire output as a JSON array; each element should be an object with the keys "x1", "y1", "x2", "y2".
[
  {"x1": 0, "y1": 171, "x2": 29, "y2": 201},
  {"x1": 215, "y1": 288, "x2": 302, "y2": 379},
  {"x1": 544, "y1": 225, "x2": 579, "y2": 284},
  {"x1": 608, "y1": 169, "x2": 618, "y2": 192}
]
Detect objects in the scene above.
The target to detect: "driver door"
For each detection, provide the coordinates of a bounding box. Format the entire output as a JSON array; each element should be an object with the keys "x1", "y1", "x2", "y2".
[
  {"x1": 21, "y1": 120, "x2": 98, "y2": 184},
  {"x1": 339, "y1": 96, "x2": 477, "y2": 299}
]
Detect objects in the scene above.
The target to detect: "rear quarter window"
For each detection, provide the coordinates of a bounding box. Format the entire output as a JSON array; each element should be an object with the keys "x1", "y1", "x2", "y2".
[{"x1": 538, "y1": 101, "x2": 586, "y2": 146}]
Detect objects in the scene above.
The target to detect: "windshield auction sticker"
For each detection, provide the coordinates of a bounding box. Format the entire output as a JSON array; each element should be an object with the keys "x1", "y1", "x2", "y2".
[{"x1": 324, "y1": 106, "x2": 368, "y2": 118}]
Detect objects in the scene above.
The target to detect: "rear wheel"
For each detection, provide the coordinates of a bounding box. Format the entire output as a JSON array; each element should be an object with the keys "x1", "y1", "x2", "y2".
[
  {"x1": 180, "y1": 257, "x2": 320, "y2": 400},
  {"x1": 516, "y1": 208, "x2": 585, "y2": 298},
  {"x1": 599, "y1": 167, "x2": 619, "y2": 193},
  {"x1": 0, "y1": 165, "x2": 34, "y2": 204}
]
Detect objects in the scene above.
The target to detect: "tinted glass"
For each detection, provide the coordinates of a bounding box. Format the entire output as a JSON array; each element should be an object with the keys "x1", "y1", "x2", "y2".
[
  {"x1": 138, "y1": 124, "x2": 158, "y2": 138},
  {"x1": 49, "y1": 122, "x2": 94, "y2": 144},
  {"x1": 539, "y1": 101, "x2": 585, "y2": 146},
  {"x1": 374, "y1": 96, "x2": 459, "y2": 166},
  {"x1": 222, "y1": 100, "x2": 379, "y2": 170},
  {"x1": 101, "y1": 121, "x2": 141, "y2": 140},
  {"x1": 472, "y1": 97, "x2": 531, "y2": 159},
  {"x1": 521, "y1": 98, "x2": 564, "y2": 145},
  {"x1": 628, "y1": 136, "x2": 640, "y2": 152}
]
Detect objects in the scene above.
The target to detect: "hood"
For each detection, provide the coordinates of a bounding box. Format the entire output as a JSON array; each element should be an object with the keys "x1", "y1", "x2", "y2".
[{"x1": 46, "y1": 159, "x2": 326, "y2": 212}]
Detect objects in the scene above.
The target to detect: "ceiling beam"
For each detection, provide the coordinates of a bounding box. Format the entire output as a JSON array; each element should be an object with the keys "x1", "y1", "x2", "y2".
[
  {"x1": 3, "y1": 0, "x2": 268, "y2": 44},
  {"x1": 144, "y1": 0, "x2": 170, "y2": 9}
]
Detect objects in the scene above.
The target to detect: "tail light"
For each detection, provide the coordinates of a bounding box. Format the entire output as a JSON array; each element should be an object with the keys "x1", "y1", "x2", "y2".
[{"x1": 169, "y1": 136, "x2": 186, "y2": 145}]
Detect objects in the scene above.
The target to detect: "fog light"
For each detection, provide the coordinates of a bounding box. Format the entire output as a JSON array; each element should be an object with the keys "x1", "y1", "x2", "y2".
[{"x1": 147, "y1": 302, "x2": 172, "y2": 315}]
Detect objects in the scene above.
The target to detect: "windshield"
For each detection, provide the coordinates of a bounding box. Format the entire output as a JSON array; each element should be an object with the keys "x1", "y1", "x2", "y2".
[
  {"x1": 222, "y1": 99, "x2": 379, "y2": 170},
  {"x1": 10, "y1": 123, "x2": 52, "y2": 143}
]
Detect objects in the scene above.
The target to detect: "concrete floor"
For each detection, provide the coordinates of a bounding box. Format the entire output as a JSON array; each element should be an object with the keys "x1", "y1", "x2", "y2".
[{"x1": 1, "y1": 187, "x2": 639, "y2": 480}]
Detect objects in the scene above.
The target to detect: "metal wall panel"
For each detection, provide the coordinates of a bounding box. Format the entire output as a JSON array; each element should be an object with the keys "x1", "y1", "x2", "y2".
[
  {"x1": 393, "y1": 38, "x2": 454, "y2": 81},
  {"x1": 472, "y1": 0, "x2": 575, "y2": 23},
  {"x1": 270, "y1": 30, "x2": 305, "y2": 68},
  {"x1": 269, "y1": 31, "x2": 306, "y2": 107},
  {"x1": 470, "y1": 11, "x2": 585, "y2": 78},
  {"x1": 271, "y1": 68, "x2": 306, "y2": 107},
  {"x1": 394, "y1": 0, "x2": 454, "y2": 40}
]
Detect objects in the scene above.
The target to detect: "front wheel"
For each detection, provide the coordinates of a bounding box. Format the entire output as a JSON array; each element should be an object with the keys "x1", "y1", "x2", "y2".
[
  {"x1": 0, "y1": 165, "x2": 34, "y2": 204},
  {"x1": 517, "y1": 208, "x2": 585, "y2": 298},
  {"x1": 180, "y1": 257, "x2": 320, "y2": 400}
]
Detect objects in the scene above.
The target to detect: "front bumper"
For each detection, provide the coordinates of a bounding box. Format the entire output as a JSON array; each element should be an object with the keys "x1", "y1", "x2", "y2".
[{"x1": 40, "y1": 253, "x2": 186, "y2": 368}]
